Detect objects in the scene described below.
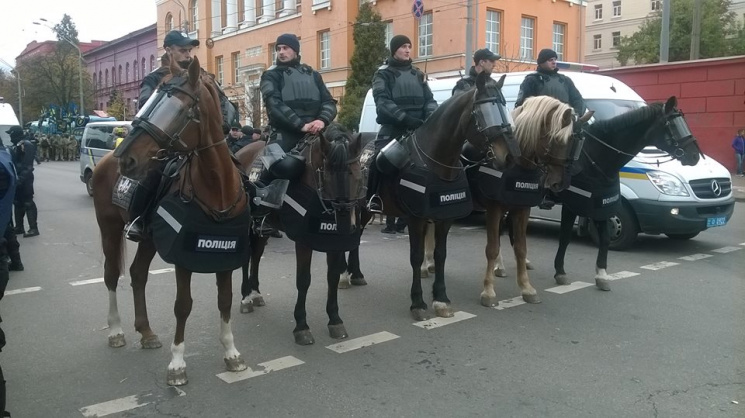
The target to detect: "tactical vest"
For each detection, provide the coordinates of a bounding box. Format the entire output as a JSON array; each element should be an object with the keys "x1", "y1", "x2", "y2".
[
  {"x1": 386, "y1": 66, "x2": 426, "y2": 120},
  {"x1": 14, "y1": 140, "x2": 37, "y2": 172},
  {"x1": 280, "y1": 65, "x2": 322, "y2": 122},
  {"x1": 535, "y1": 74, "x2": 570, "y2": 104},
  {"x1": 0, "y1": 149, "x2": 17, "y2": 237}
]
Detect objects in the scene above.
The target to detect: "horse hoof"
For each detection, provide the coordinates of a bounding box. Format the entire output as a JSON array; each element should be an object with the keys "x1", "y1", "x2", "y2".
[
  {"x1": 480, "y1": 294, "x2": 498, "y2": 308},
  {"x1": 338, "y1": 273, "x2": 351, "y2": 289},
  {"x1": 167, "y1": 368, "x2": 188, "y2": 386},
  {"x1": 595, "y1": 278, "x2": 611, "y2": 291},
  {"x1": 140, "y1": 335, "x2": 162, "y2": 349},
  {"x1": 294, "y1": 330, "x2": 315, "y2": 346},
  {"x1": 410, "y1": 309, "x2": 430, "y2": 321},
  {"x1": 433, "y1": 302, "x2": 454, "y2": 318},
  {"x1": 419, "y1": 268, "x2": 429, "y2": 279},
  {"x1": 108, "y1": 334, "x2": 126, "y2": 348},
  {"x1": 240, "y1": 300, "x2": 254, "y2": 314},
  {"x1": 427, "y1": 264, "x2": 435, "y2": 274},
  {"x1": 522, "y1": 293, "x2": 541, "y2": 304},
  {"x1": 554, "y1": 273, "x2": 571, "y2": 285},
  {"x1": 493, "y1": 267, "x2": 507, "y2": 278},
  {"x1": 526, "y1": 260, "x2": 534, "y2": 270},
  {"x1": 224, "y1": 356, "x2": 248, "y2": 372},
  {"x1": 350, "y1": 277, "x2": 367, "y2": 286},
  {"x1": 251, "y1": 295, "x2": 266, "y2": 307},
  {"x1": 328, "y1": 324, "x2": 348, "y2": 340}
]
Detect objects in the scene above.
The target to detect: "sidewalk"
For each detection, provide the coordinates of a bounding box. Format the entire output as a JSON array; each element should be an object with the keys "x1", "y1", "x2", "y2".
[{"x1": 731, "y1": 173, "x2": 745, "y2": 203}]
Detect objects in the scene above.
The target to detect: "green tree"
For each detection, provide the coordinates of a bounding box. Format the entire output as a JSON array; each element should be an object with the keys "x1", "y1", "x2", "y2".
[
  {"x1": 337, "y1": 3, "x2": 388, "y2": 131},
  {"x1": 107, "y1": 89, "x2": 126, "y2": 120},
  {"x1": 616, "y1": 0, "x2": 738, "y2": 66}
]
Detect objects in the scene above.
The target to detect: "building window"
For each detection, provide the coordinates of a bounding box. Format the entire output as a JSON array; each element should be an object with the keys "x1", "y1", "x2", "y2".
[
  {"x1": 485, "y1": 10, "x2": 501, "y2": 54},
  {"x1": 111, "y1": 67, "x2": 116, "y2": 86},
  {"x1": 118, "y1": 65, "x2": 123, "y2": 84},
  {"x1": 133, "y1": 60, "x2": 138, "y2": 80},
  {"x1": 141, "y1": 58, "x2": 146, "y2": 78},
  {"x1": 232, "y1": 52, "x2": 241, "y2": 84},
  {"x1": 190, "y1": 0, "x2": 199, "y2": 31},
  {"x1": 418, "y1": 12, "x2": 433, "y2": 57},
  {"x1": 270, "y1": 43, "x2": 277, "y2": 64},
  {"x1": 613, "y1": 1, "x2": 622, "y2": 17},
  {"x1": 150, "y1": 55, "x2": 155, "y2": 72},
  {"x1": 125, "y1": 63, "x2": 130, "y2": 83},
  {"x1": 166, "y1": 13, "x2": 173, "y2": 31},
  {"x1": 593, "y1": 34, "x2": 602, "y2": 50},
  {"x1": 651, "y1": 0, "x2": 661, "y2": 11},
  {"x1": 612, "y1": 31, "x2": 621, "y2": 47},
  {"x1": 384, "y1": 21, "x2": 393, "y2": 51},
  {"x1": 552, "y1": 23, "x2": 565, "y2": 61},
  {"x1": 216, "y1": 56, "x2": 224, "y2": 85},
  {"x1": 594, "y1": 4, "x2": 603, "y2": 20},
  {"x1": 93, "y1": 73, "x2": 97, "y2": 89},
  {"x1": 520, "y1": 16, "x2": 535, "y2": 61},
  {"x1": 319, "y1": 31, "x2": 330, "y2": 69},
  {"x1": 105, "y1": 69, "x2": 109, "y2": 87}
]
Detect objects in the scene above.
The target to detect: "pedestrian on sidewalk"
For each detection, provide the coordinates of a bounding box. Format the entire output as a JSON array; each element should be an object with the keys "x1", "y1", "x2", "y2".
[{"x1": 732, "y1": 128, "x2": 744, "y2": 176}]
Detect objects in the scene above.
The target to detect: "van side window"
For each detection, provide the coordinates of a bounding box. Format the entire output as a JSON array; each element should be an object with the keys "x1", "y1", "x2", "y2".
[{"x1": 85, "y1": 126, "x2": 116, "y2": 150}]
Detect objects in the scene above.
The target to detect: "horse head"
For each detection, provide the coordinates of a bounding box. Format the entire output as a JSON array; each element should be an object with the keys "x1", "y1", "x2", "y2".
[
  {"x1": 307, "y1": 122, "x2": 364, "y2": 207},
  {"x1": 646, "y1": 96, "x2": 701, "y2": 166},
  {"x1": 115, "y1": 55, "x2": 222, "y2": 180}
]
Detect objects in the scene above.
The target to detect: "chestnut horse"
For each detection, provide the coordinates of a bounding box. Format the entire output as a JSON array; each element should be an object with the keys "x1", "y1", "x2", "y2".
[{"x1": 92, "y1": 56, "x2": 248, "y2": 385}]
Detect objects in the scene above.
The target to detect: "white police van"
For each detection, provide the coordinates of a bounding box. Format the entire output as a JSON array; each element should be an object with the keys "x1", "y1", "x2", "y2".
[
  {"x1": 79, "y1": 121, "x2": 132, "y2": 196},
  {"x1": 358, "y1": 66, "x2": 735, "y2": 250}
]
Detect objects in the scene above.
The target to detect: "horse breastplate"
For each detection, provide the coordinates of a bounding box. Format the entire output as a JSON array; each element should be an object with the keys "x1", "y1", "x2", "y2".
[
  {"x1": 389, "y1": 68, "x2": 426, "y2": 119},
  {"x1": 537, "y1": 75, "x2": 570, "y2": 104},
  {"x1": 395, "y1": 164, "x2": 473, "y2": 221},
  {"x1": 280, "y1": 66, "x2": 322, "y2": 122}
]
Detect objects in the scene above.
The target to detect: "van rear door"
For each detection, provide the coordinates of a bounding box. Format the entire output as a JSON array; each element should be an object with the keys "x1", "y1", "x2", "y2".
[{"x1": 81, "y1": 125, "x2": 116, "y2": 166}]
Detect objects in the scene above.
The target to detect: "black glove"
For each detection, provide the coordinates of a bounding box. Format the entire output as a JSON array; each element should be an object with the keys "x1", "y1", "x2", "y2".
[{"x1": 405, "y1": 116, "x2": 424, "y2": 130}]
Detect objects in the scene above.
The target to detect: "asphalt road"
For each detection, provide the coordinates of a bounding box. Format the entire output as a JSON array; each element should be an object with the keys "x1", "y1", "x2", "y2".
[{"x1": 2, "y1": 161, "x2": 743, "y2": 418}]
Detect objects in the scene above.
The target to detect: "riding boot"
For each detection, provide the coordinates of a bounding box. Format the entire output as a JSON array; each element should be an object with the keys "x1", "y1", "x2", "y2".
[
  {"x1": 123, "y1": 171, "x2": 161, "y2": 242},
  {"x1": 12, "y1": 205, "x2": 25, "y2": 235},
  {"x1": 366, "y1": 163, "x2": 383, "y2": 213},
  {"x1": 22, "y1": 202, "x2": 39, "y2": 237}
]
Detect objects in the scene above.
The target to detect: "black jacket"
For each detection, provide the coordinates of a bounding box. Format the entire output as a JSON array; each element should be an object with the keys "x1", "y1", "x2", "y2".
[
  {"x1": 452, "y1": 66, "x2": 502, "y2": 99},
  {"x1": 515, "y1": 67, "x2": 585, "y2": 116},
  {"x1": 371, "y1": 57, "x2": 437, "y2": 134}
]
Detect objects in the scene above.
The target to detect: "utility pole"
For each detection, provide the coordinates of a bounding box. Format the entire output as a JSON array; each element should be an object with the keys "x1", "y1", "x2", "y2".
[
  {"x1": 660, "y1": 0, "x2": 671, "y2": 62},
  {"x1": 690, "y1": 0, "x2": 702, "y2": 60},
  {"x1": 465, "y1": 0, "x2": 473, "y2": 68}
]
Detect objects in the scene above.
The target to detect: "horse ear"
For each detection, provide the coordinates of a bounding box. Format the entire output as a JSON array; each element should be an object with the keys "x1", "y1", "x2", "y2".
[
  {"x1": 562, "y1": 108, "x2": 573, "y2": 128},
  {"x1": 476, "y1": 71, "x2": 487, "y2": 92},
  {"x1": 578, "y1": 110, "x2": 594, "y2": 125},
  {"x1": 664, "y1": 96, "x2": 677, "y2": 114},
  {"x1": 496, "y1": 74, "x2": 505, "y2": 89},
  {"x1": 188, "y1": 56, "x2": 200, "y2": 88}
]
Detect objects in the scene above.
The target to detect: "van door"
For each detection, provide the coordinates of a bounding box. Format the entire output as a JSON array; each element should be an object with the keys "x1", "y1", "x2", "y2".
[{"x1": 82, "y1": 125, "x2": 116, "y2": 166}]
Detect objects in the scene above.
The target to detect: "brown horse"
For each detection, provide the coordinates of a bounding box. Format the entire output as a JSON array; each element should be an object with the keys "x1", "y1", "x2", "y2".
[
  {"x1": 476, "y1": 96, "x2": 592, "y2": 307},
  {"x1": 92, "y1": 55, "x2": 249, "y2": 386},
  {"x1": 235, "y1": 123, "x2": 365, "y2": 345}
]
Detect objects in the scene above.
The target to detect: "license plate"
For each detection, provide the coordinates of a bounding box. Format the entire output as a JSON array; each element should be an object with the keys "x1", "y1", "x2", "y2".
[{"x1": 706, "y1": 216, "x2": 727, "y2": 228}]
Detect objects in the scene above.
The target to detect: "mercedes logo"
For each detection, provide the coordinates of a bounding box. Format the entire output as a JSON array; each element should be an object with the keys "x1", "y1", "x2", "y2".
[{"x1": 711, "y1": 179, "x2": 721, "y2": 197}]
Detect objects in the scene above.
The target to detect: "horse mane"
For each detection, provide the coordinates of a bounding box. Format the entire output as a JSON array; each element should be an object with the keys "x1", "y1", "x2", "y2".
[
  {"x1": 323, "y1": 122, "x2": 350, "y2": 170},
  {"x1": 586, "y1": 102, "x2": 663, "y2": 139},
  {"x1": 512, "y1": 96, "x2": 573, "y2": 152},
  {"x1": 419, "y1": 88, "x2": 477, "y2": 138}
]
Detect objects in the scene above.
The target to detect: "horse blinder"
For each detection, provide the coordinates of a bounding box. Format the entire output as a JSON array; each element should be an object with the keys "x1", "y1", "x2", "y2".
[{"x1": 472, "y1": 99, "x2": 521, "y2": 158}]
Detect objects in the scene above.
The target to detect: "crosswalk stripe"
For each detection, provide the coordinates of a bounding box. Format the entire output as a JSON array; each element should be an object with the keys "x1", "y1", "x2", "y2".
[
  {"x1": 216, "y1": 356, "x2": 304, "y2": 384},
  {"x1": 607, "y1": 271, "x2": 640, "y2": 281},
  {"x1": 412, "y1": 311, "x2": 476, "y2": 330},
  {"x1": 326, "y1": 331, "x2": 399, "y2": 353},
  {"x1": 640, "y1": 261, "x2": 679, "y2": 271},
  {"x1": 679, "y1": 253, "x2": 712, "y2": 261},
  {"x1": 70, "y1": 278, "x2": 105, "y2": 286},
  {"x1": 79, "y1": 387, "x2": 185, "y2": 417},
  {"x1": 492, "y1": 296, "x2": 526, "y2": 310},
  {"x1": 4, "y1": 286, "x2": 42, "y2": 295},
  {"x1": 545, "y1": 281, "x2": 593, "y2": 294},
  {"x1": 711, "y1": 246, "x2": 742, "y2": 254}
]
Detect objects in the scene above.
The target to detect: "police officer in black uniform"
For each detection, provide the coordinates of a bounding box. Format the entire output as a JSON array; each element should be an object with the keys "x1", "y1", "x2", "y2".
[
  {"x1": 515, "y1": 48, "x2": 585, "y2": 117},
  {"x1": 260, "y1": 33, "x2": 337, "y2": 152},
  {"x1": 452, "y1": 48, "x2": 501, "y2": 96},
  {"x1": 7, "y1": 126, "x2": 39, "y2": 238},
  {"x1": 368, "y1": 34, "x2": 438, "y2": 233}
]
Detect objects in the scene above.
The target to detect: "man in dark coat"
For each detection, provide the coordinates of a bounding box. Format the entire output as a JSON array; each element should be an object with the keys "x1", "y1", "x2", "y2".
[
  {"x1": 514, "y1": 48, "x2": 585, "y2": 117},
  {"x1": 7, "y1": 126, "x2": 38, "y2": 237},
  {"x1": 452, "y1": 48, "x2": 501, "y2": 96}
]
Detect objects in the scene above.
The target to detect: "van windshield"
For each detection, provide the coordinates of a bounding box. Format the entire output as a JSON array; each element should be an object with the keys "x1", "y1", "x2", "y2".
[{"x1": 585, "y1": 99, "x2": 645, "y2": 121}]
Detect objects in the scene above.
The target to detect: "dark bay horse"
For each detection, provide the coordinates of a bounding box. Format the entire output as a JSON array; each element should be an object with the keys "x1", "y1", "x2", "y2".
[
  {"x1": 476, "y1": 96, "x2": 593, "y2": 307},
  {"x1": 554, "y1": 97, "x2": 701, "y2": 290},
  {"x1": 93, "y1": 56, "x2": 249, "y2": 385},
  {"x1": 235, "y1": 123, "x2": 365, "y2": 345}
]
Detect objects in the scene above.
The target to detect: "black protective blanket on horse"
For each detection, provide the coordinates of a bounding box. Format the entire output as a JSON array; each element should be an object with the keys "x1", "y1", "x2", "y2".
[
  {"x1": 395, "y1": 163, "x2": 473, "y2": 220},
  {"x1": 467, "y1": 162, "x2": 544, "y2": 207},
  {"x1": 558, "y1": 172, "x2": 620, "y2": 220},
  {"x1": 279, "y1": 182, "x2": 362, "y2": 252},
  {"x1": 150, "y1": 192, "x2": 252, "y2": 273}
]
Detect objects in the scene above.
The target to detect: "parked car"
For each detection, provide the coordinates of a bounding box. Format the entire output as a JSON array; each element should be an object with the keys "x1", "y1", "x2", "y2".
[{"x1": 79, "y1": 121, "x2": 131, "y2": 196}]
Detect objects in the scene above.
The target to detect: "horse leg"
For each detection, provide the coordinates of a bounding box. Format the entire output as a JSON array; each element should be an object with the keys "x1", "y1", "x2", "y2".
[
  {"x1": 431, "y1": 220, "x2": 454, "y2": 318},
  {"x1": 494, "y1": 249, "x2": 507, "y2": 278},
  {"x1": 481, "y1": 203, "x2": 502, "y2": 307},
  {"x1": 420, "y1": 221, "x2": 435, "y2": 278},
  {"x1": 593, "y1": 219, "x2": 612, "y2": 291},
  {"x1": 408, "y1": 217, "x2": 429, "y2": 321},
  {"x1": 293, "y1": 243, "x2": 315, "y2": 345},
  {"x1": 341, "y1": 246, "x2": 367, "y2": 288},
  {"x1": 512, "y1": 209, "x2": 539, "y2": 303},
  {"x1": 129, "y1": 240, "x2": 161, "y2": 348},
  {"x1": 167, "y1": 266, "x2": 193, "y2": 386},
  {"x1": 217, "y1": 270, "x2": 248, "y2": 372},
  {"x1": 326, "y1": 251, "x2": 348, "y2": 339},
  {"x1": 554, "y1": 205, "x2": 577, "y2": 285},
  {"x1": 504, "y1": 212, "x2": 533, "y2": 272},
  {"x1": 102, "y1": 227, "x2": 126, "y2": 348},
  {"x1": 241, "y1": 234, "x2": 268, "y2": 313}
]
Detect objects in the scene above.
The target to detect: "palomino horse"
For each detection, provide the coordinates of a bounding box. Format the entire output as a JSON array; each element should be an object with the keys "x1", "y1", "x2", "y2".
[
  {"x1": 235, "y1": 123, "x2": 365, "y2": 345},
  {"x1": 554, "y1": 97, "x2": 701, "y2": 290},
  {"x1": 474, "y1": 96, "x2": 593, "y2": 307},
  {"x1": 93, "y1": 56, "x2": 249, "y2": 385}
]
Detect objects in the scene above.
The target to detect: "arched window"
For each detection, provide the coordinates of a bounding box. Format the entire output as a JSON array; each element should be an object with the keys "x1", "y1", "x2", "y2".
[
  {"x1": 105, "y1": 69, "x2": 109, "y2": 87},
  {"x1": 98, "y1": 71, "x2": 102, "y2": 88},
  {"x1": 150, "y1": 55, "x2": 156, "y2": 72},
  {"x1": 125, "y1": 63, "x2": 130, "y2": 83},
  {"x1": 118, "y1": 65, "x2": 123, "y2": 84},
  {"x1": 111, "y1": 67, "x2": 116, "y2": 86},
  {"x1": 93, "y1": 73, "x2": 97, "y2": 89},
  {"x1": 141, "y1": 58, "x2": 146, "y2": 78},
  {"x1": 133, "y1": 60, "x2": 139, "y2": 80},
  {"x1": 190, "y1": 0, "x2": 199, "y2": 32},
  {"x1": 166, "y1": 13, "x2": 174, "y2": 32}
]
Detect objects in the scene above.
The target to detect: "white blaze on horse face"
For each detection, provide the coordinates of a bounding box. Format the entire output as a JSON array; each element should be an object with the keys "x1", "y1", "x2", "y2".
[
  {"x1": 169, "y1": 342, "x2": 187, "y2": 372},
  {"x1": 108, "y1": 290, "x2": 124, "y2": 339},
  {"x1": 219, "y1": 319, "x2": 241, "y2": 361}
]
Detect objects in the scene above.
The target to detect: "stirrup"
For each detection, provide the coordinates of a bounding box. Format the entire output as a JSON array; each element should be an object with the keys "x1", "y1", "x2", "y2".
[
  {"x1": 367, "y1": 194, "x2": 383, "y2": 213},
  {"x1": 125, "y1": 216, "x2": 145, "y2": 242},
  {"x1": 252, "y1": 179, "x2": 289, "y2": 216}
]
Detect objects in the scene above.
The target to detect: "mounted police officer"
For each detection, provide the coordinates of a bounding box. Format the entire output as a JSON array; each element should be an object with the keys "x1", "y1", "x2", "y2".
[
  {"x1": 515, "y1": 48, "x2": 585, "y2": 117},
  {"x1": 6, "y1": 126, "x2": 39, "y2": 237},
  {"x1": 367, "y1": 34, "x2": 438, "y2": 233},
  {"x1": 452, "y1": 48, "x2": 501, "y2": 96}
]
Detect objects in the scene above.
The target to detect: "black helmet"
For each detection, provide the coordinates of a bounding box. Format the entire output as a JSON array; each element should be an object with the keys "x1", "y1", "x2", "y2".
[
  {"x1": 6, "y1": 125, "x2": 23, "y2": 138},
  {"x1": 268, "y1": 153, "x2": 306, "y2": 180}
]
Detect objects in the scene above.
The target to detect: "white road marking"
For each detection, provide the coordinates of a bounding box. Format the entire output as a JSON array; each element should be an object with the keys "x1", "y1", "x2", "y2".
[
  {"x1": 739, "y1": 242, "x2": 745, "y2": 246},
  {"x1": 4, "y1": 286, "x2": 42, "y2": 295},
  {"x1": 679, "y1": 253, "x2": 713, "y2": 261},
  {"x1": 459, "y1": 226, "x2": 482, "y2": 230},
  {"x1": 711, "y1": 246, "x2": 742, "y2": 254},
  {"x1": 545, "y1": 281, "x2": 593, "y2": 294},
  {"x1": 216, "y1": 356, "x2": 304, "y2": 384},
  {"x1": 70, "y1": 278, "x2": 105, "y2": 286},
  {"x1": 412, "y1": 311, "x2": 476, "y2": 330},
  {"x1": 79, "y1": 387, "x2": 185, "y2": 417},
  {"x1": 149, "y1": 268, "x2": 175, "y2": 274},
  {"x1": 326, "y1": 331, "x2": 399, "y2": 353},
  {"x1": 493, "y1": 296, "x2": 526, "y2": 310},
  {"x1": 607, "y1": 271, "x2": 641, "y2": 281},
  {"x1": 640, "y1": 261, "x2": 679, "y2": 271}
]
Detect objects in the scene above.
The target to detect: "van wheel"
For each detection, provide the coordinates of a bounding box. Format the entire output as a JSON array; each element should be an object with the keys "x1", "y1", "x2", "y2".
[
  {"x1": 85, "y1": 171, "x2": 94, "y2": 196},
  {"x1": 665, "y1": 232, "x2": 699, "y2": 240},
  {"x1": 589, "y1": 202, "x2": 639, "y2": 251}
]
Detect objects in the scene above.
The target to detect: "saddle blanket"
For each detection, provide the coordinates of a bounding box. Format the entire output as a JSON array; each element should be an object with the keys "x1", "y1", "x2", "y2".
[
  {"x1": 396, "y1": 164, "x2": 473, "y2": 220},
  {"x1": 468, "y1": 163, "x2": 544, "y2": 208}
]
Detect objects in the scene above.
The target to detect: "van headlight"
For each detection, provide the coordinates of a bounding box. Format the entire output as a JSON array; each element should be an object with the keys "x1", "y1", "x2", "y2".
[{"x1": 646, "y1": 171, "x2": 689, "y2": 196}]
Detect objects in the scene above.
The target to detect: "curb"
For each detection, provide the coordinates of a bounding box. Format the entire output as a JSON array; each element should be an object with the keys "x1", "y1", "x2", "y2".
[{"x1": 733, "y1": 186, "x2": 745, "y2": 203}]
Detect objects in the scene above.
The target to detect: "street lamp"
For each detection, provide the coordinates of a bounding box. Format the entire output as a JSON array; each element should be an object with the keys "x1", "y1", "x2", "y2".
[{"x1": 33, "y1": 19, "x2": 85, "y2": 117}]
